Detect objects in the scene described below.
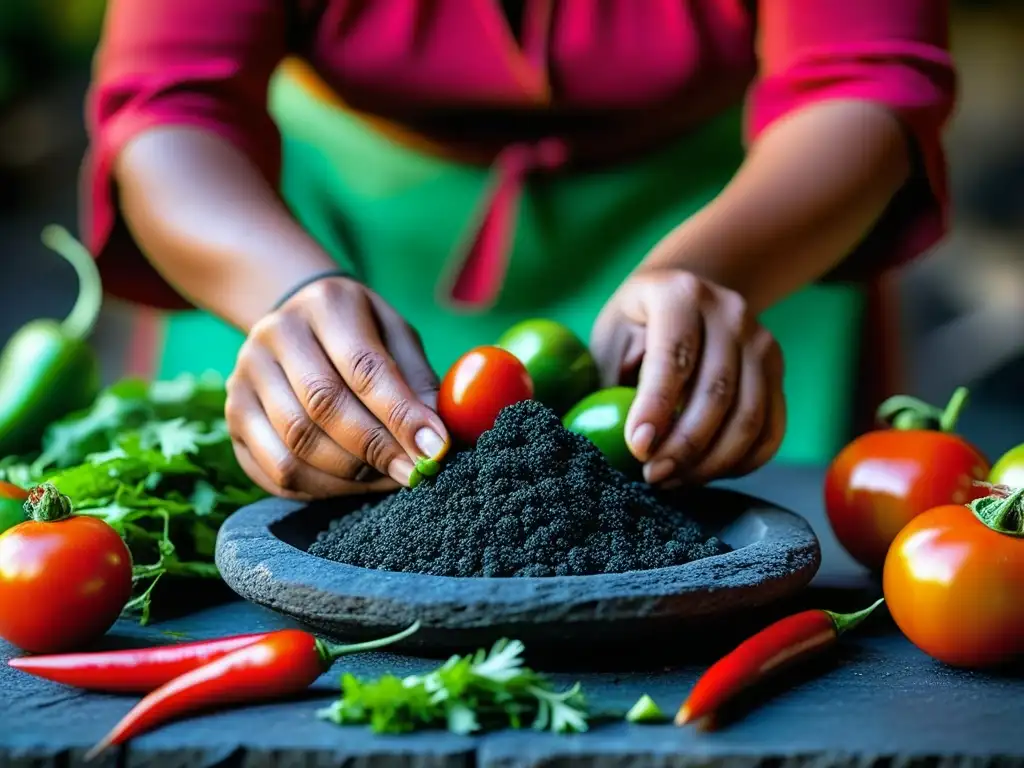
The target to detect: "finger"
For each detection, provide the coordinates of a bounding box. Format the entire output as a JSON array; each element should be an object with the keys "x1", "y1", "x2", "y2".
[
  {"x1": 646, "y1": 319, "x2": 740, "y2": 484},
  {"x1": 308, "y1": 285, "x2": 449, "y2": 462},
  {"x1": 258, "y1": 315, "x2": 415, "y2": 485},
  {"x1": 227, "y1": 382, "x2": 394, "y2": 499},
  {"x1": 372, "y1": 296, "x2": 447, "y2": 453},
  {"x1": 232, "y1": 440, "x2": 394, "y2": 500},
  {"x1": 685, "y1": 333, "x2": 772, "y2": 484},
  {"x1": 730, "y1": 340, "x2": 787, "y2": 477},
  {"x1": 242, "y1": 345, "x2": 369, "y2": 480},
  {"x1": 589, "y1": 310, "x2": 635, "y2": 388},
  {"x1": 627, "y1": 278, "x2": 703, "y2": 462}
]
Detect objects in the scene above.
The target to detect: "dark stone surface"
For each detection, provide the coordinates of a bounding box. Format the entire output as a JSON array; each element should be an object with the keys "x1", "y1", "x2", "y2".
[
  {"x1": 214, "y1": 486, "x2": 821, "y2": 656},
  {"x1": 4, "y1": 464, "x2": 1024, "y2": 768}
]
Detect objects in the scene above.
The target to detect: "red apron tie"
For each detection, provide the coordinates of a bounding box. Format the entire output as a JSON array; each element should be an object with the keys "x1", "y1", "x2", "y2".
[{"x1": 444, "y1": 138, "x2": 568, "y2": 309}]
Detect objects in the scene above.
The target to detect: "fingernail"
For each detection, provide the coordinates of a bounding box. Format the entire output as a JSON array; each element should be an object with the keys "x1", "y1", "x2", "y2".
[
  {"x1": 644, "y1": 458, "x2": 676, "y2": 484},
  {"x1": 388, "y1": 457, "x2": 415, "y2": 486},
  {"x1": 415, "y1": 428, "x2": 447, "y2": 460},
  {"x1": 630, "y1": 423, "x2": 657, "y2": 459}
]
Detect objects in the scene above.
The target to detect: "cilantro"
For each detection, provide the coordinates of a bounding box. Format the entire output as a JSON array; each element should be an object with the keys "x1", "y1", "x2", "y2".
[
  {"x1": 318, "y1": 639, "x2": 588, "y2": 735},
  {"x1": 0, "y1": 372, "x2": 266, "y2": 623}
]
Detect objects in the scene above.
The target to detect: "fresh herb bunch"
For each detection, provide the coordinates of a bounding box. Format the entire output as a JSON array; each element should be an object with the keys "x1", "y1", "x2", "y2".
[
  {"x1": 318, "y1": 638, "x2": 588, "y2": 735},
  {"x1": 0, "y1": 372, "x2": 265, "y2": 623}
]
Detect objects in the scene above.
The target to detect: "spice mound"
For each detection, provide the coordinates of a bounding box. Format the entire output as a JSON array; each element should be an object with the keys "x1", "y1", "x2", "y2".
[{"x1": 309, "y1": 400, "x2": 730, "y2": 577}]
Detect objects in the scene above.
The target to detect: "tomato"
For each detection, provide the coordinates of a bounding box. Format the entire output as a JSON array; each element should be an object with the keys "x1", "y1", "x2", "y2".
[
  {"x1": 989, "y1": 442, "x2": 1024, "y2": 488},
  {"x1": 438, "y1": 346, "x2": 534, "y2": 445},
  {"x1": 0, "y1": 480, "x2": 28, "y2": 535},
  {"x1": 883, "y1": 493, "x2": 1024, "y2": 668},
  {"x1": 563, "y1": 386, "x2": 641, "y2": 476},
  {"x1": 824, "y1": 388, "x2": 990, "y2": 571},
  {"x1": 496, "y1": 319, "x2": 599, "y2": 416},
  {"x1": 0, "y1": 483, "x2": 132, "y2": 653}
]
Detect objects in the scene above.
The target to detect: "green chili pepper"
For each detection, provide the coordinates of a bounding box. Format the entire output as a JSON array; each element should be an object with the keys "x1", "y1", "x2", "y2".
[{"x1": 0, "y1": 226, "x2": 102, "y2": 458}]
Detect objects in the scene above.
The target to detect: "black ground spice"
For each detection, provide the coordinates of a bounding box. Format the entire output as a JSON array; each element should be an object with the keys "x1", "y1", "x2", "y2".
[{"x1": 309, "y1": 400, "x2": 730, "y2": 577}]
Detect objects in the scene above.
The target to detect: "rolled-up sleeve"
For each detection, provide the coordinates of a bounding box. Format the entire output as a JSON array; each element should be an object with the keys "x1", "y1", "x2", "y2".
[
  {"x1": 745, "y1": 0, "x2": 957, "y2": 279},
  {"x1": 81, "y1": 0, "x2": 288, "y2": 308}
]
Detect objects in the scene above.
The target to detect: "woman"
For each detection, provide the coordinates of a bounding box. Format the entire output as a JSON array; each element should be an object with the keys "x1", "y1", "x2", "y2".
[{"x1": 83, "y1": 0, "x2": 955, "y2": 499}]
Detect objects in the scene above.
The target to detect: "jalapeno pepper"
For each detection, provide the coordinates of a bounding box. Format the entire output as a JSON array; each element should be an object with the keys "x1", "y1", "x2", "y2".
[{"x1": 0, "y1": 226, "x2": 102, "y2": 457}]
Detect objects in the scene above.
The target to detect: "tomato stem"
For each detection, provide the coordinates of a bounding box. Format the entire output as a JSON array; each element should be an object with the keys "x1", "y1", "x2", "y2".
[
  {"x1": 313, "y1": 620, "x2": 421, "y2": 669},
  {"x1": 823, "y1": 598, "x2": 885, "y2": 636},
  {"x1": 938, "y1": 387, "x2": 969, "y2": 433},
  {"x1": 968, "y1": 484, "x2": 1024, "y2": 537},
  {"x1": 24, "y1": 483, "x2": 74, "y2": 523},
  {"x1": 876, "y1": 387, "x2": 969, "y2": 433}
]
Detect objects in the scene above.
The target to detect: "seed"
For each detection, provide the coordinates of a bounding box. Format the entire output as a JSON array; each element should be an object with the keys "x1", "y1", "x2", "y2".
[{"x1": 309, "y1": 400, "x2": 729, "y2": 577}]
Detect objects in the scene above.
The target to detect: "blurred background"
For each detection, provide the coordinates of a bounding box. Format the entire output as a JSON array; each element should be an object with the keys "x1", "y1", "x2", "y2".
[{"x1": 1, "y1": 0, "x2": 1022, "y2": 460}]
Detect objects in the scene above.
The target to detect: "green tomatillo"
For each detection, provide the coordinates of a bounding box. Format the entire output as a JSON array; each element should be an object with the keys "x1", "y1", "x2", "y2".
[
  {"x1": 496, "y1": 319, "x2": 599, "y2": 416},
  {"x1": 563, "y1": 386, "x2": 641, "y2": 477},
  {"x1": 989, "y1": 442, "x2": 1024, "y2": 489}
]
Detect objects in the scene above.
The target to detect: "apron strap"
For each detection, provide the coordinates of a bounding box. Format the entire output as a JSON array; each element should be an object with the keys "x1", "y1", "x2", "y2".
[{"x1": 444, "y1": 138, "x2": 568, "y2": 308}]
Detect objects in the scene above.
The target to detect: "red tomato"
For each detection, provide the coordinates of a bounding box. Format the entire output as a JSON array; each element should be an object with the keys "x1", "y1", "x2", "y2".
[
  {"x1": 883, "y1": 499, "x2": 1024, "y2": 668},
  {"x1": 438, "y1": 346, "x2": 534, "y2": 445},
  {"x1": 824, "y1": 388, "x2": 990, "y2": 571},
  {"x1": 0, "y1": 485, "x2": 132, "y2": 653}
]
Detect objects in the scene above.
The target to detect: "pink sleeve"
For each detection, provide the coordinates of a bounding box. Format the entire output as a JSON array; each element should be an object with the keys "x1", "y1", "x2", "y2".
[
  {"x1": 81, "y1": 0, "x2": 288, "y2": 309},
  {"x1": 745, "y1": 0, "x2": 957, "y2": 280}
]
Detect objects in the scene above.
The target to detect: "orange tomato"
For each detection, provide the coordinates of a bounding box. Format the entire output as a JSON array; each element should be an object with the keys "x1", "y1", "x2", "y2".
[
  {"x1": 438, "y1": 346, "x2": 534, "y2": 445},
  {"x1": 0, "y1": 485, "x2": 132, "y2": 653},
  {"x1": 883, "y1": 502, "x2": 1024, "y2": 668}
]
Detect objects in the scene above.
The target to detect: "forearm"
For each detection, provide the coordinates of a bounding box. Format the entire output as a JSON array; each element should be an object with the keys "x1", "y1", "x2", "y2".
[
  {"x1": 641, "y1": 100, "x2": 912, "y2": 314},
  {"x1": 116, "y1": 127, "x2": 338, "y2": 332}
]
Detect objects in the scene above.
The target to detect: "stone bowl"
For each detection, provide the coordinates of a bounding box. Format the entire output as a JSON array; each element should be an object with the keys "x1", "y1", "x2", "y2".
[{"x1": 215, "y1": 487, "x2": 820, "y2": 660}]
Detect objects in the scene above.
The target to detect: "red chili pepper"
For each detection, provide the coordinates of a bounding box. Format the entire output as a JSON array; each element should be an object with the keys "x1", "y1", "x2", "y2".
[
  {"x1": 8, "y1": 632, "x2": 270, "y2": 693},
  {"x1": 85, "y1": 622, "x2": 420, "y2": 759},
  {"x1": 676, "y1": 599, "x2": 884, "y2": 727}
]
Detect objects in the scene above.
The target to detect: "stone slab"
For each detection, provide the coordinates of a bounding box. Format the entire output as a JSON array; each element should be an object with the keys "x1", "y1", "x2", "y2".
[{"x1": 3, "y1": 464, "x2": 1023, "y2": 768}]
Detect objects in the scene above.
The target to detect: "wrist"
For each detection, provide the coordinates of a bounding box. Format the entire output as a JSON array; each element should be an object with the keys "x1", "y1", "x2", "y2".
[{"x1": 272, "y1": 269, "x2": 355, "y2": 312}]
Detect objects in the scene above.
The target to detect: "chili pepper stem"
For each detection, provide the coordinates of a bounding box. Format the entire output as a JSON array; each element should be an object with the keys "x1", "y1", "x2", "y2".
[
  {"x1": 314, "y1": 620, "x2": 422, "y2": 669},
  {"x1": 40, "y1": 225, "x2": 103, "y2": 341},
  {"x1": 823, "y1": 597, "x2": 885, "y2": 636}
]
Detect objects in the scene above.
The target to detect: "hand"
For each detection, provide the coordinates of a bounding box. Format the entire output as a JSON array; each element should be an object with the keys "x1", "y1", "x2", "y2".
[
  {"x1": 591, "y1": 269, "x2": 785, "y2": 486},
  {"x1": 225, "y1": 277, "x2": 450, "y2": 499}
]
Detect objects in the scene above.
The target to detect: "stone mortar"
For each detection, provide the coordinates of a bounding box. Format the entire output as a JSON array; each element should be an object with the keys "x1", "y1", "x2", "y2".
[{"x1": 215, "y1": 487, "x2": 821, "y2": 658}]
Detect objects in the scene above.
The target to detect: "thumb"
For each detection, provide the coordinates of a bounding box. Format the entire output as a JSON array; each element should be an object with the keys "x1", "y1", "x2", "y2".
[{"x1": 590, "y1": 307, "x2": 644, "y2": 388}]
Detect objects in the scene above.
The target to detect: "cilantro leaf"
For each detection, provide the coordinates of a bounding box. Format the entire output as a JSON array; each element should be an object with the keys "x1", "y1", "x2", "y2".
[
  {"x1": 318, "y1": 639, "x2": 588, "y2": 735},
  {"x1": 0, "y1": 371, "x2": 267, "y2": 623}
]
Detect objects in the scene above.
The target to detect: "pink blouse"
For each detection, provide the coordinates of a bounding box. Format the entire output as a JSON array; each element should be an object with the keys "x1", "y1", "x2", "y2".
[{"x1": 84, "y1": 0, "x2": 956, "y2": 310}]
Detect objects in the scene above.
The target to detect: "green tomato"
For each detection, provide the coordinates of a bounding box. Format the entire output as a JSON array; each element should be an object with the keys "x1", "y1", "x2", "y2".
[
  {"x1": 563, "y1": 386, "x2": 641, "y2": 476},
  {"x1": 0, "y1": 499, "x2": 25, "y2": 536},
  {"x1": 496, "y1": 319, "x2": 599, "y2": 416},
  {"x1": 990, "y1": 442, "x2": 1024, "y2": 488}
]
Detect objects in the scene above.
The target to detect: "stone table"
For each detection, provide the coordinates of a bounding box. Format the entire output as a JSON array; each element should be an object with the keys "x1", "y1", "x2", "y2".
[{"x1": 3, "y1": 464, "x2": 1023, "y2": 767}]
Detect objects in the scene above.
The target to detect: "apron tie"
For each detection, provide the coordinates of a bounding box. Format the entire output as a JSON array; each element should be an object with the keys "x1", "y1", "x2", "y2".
[{"x1": 444, "y1": 138, "x2": 568, "y2": 309}]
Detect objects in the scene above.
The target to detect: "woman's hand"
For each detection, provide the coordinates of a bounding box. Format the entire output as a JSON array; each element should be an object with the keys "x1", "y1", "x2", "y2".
[
  {"x1": 226, "y1": 277, "x2": 450, "y2": 500},
  {"x1": 591, "y1": 269, "x2": 785, "y2": 486}
]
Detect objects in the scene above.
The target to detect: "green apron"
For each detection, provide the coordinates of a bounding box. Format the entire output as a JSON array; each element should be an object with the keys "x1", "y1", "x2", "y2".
[{"x1": 158, "y1": 68, "x2": 865, "y2": 464}]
